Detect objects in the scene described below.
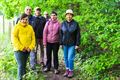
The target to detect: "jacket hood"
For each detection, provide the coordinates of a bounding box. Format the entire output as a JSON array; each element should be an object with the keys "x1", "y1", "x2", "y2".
[{"x1": 49, "y1": 19, "x2": 58, "y2": 23}]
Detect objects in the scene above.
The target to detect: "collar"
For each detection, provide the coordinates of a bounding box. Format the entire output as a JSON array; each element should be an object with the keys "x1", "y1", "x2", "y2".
[
  {"x1": 66, "y1": 19, "x2": 74, "y2": 23},
  {"x1": 34, "y1": 15, "x2": 42, "y2": 18},
  {"x1": 18, "y1": 21, "x2": 28, "y2": 27},
  {"x1": 49, "y1": 19, "x2": 58, "y2": 23}
]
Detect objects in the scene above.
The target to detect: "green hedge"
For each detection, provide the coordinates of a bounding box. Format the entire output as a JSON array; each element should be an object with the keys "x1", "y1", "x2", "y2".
[{"x1": 73, "y1": 0, "x2": 120, "y2": 79}]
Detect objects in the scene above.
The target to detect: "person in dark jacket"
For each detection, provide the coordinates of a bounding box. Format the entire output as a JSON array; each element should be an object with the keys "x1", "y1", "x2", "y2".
[
  {"x1": 60, "y1": 9, "x2": 80, "y2": 78},
  {"x1": 16, "y1": 6, "x2": 37, "y2": 71},
  {"x1": 31, "y1": 7, "x2": 46, "y2": 69}
]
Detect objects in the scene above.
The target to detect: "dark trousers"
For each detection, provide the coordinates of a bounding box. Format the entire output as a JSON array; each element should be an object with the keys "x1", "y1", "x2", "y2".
[
  {"x1": 46, "y1": 42, "x2": 59, "y2": 69},
  {"x1": 14, "y1": 51, "x2": 29, "y2": 80}
]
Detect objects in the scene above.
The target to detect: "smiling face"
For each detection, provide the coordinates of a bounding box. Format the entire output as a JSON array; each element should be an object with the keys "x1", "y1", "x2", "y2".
[
  {"x1": 20, "y1": 17, "x2": 28, "y2": 24},
  {"x1": 35, "y1": 10, "x2": 41, "y2": 16},
  {"x1": 66, "y1": 13, "x2": 73, "y2": 22},
  {"x1": 25, "y1": 7, "x2": 32, "y2": 15},
  {"x1": 51, "y1": 13, "x2": 57, "y2": 21}
]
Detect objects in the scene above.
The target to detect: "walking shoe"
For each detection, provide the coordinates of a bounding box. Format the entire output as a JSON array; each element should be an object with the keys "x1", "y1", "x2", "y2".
[
  {"x1": 40, "y1": 62, "x2": 45, "y2": 67},
  {"x1": 63, "y1": 69, "x2": 69, "y2": 77},
  {"x1": 43, "y1": 67, "x2": 50, "y2": 72},
  {"x1": 54, "y1": 69, "x2": 59, "y2": 74},
  {"x1": 68, "y1": 71, "x2": 73, "y2": 78}
]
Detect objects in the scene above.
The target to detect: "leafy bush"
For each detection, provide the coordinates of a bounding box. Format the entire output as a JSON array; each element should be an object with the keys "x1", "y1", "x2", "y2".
[
  {"x1": 0, "y1": 34, "x2": 45, "y2": 80},
  {"x1": 0, "y1": 34, "x2": 17, "y2": 79},
  {"x1": 73, "y1": 0, "x2": 120, "y2": 79}
]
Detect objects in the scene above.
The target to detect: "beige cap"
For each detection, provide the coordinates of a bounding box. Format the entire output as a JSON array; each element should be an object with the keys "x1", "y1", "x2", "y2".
[
  {"x1": 66, "y1": 9, "x2": 73, "y2": 15},
  {"x1": 34, "y1": 7, "x2": 41, "y2": 11},
  {"x1": 44, "y1": 11, "x2": 48, "y2": 15}
]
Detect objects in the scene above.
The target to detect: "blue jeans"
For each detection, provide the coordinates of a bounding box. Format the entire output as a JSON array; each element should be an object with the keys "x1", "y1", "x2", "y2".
[
  {"x1": 63, "y1": 45, "x2": 75, "y2": 71},
  {"x1": 30, "y1": 39, "x2": 44, "y2": 68},
  {"x1": 14, "y1": 51, "x2": 29, "y2": 80},
  {"x1": 30, "y1": 50, "x2": 36, "y2": 69}
]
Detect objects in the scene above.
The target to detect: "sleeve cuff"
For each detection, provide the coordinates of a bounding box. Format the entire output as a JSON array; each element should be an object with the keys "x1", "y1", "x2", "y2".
[{"x1": 19, "y1": 46, "x2": 24, "y2": 51}]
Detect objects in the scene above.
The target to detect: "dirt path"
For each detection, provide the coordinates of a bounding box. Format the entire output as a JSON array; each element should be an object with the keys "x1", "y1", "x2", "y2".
[
  {"x1": 37, "y1": 48, "x2": 79, "y2": 80},
  {"x1": 42, "y1": 63, "x2": 77, "y2": 80}
]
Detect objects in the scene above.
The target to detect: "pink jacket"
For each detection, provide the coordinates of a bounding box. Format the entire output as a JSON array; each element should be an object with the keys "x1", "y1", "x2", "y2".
[{"x1": 43, "y1": 19, "x2": 61, "y2": 46}]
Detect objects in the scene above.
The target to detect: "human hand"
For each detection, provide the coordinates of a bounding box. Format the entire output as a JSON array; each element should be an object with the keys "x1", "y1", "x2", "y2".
[
  {"x1": 75, "y1": 46, "x2": 79, "y2": 49},
  {"x1": 22, "y1": 47, "x2": 27, "y2": 52},
  {"x1": 26, "y1": 47, "x2": 31, "y2": 52},
  {"x1": 44, "y1": 45, "x2": 46, "y2": 48},
  {"x1": 75, "y1": 46, "x2": 81, "y2": 53},
  {"x1": 60, "y1": 45, "x2": 63, "y2": 49}
]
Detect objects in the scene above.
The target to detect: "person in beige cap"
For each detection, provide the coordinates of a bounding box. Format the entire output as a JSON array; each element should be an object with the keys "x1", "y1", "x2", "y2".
[
  {"x1": 32, "y1": 7, "x2": 46, "y2": 69},
  {"x1": 60, "y1": 9, "x2": 80, "y2": 78}
]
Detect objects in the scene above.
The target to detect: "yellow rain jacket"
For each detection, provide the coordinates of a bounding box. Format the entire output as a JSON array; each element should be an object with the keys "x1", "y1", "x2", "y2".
[{"x1": 11, "y1": 22, "x2": 35, "y2": 51}]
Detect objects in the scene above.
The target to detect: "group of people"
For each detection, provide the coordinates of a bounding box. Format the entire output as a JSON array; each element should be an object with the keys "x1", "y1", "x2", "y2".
[{"x1": 11, "y1": 6, "x2": 80, "y2": 80}]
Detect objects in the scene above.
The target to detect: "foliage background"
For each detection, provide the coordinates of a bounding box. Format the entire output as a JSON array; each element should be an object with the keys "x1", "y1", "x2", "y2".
[{"x1": 0, "y1": 0, "x2": 120, "y2": 79}]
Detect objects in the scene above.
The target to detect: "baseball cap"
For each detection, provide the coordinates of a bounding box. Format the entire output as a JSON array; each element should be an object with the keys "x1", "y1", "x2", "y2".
[{"x1": 34, "y1": 7, "x2": 41, "y2": 11}]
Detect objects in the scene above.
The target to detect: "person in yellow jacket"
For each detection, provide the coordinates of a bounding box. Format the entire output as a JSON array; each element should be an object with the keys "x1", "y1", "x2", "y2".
[{"x1": 11, "y1": 13, "x2": 35, "y2": 80}]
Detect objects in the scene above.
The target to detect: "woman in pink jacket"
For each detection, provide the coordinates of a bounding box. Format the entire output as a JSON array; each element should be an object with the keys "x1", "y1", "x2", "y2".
[{"x1": 43, "y1": 11, "x2": 61, "y2": 74}]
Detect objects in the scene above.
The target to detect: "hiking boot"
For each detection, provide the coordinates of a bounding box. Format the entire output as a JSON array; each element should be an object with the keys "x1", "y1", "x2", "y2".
[
  {"x1": 63, "y1": 69, "x2": 69, "y2": 77},
  {"x1": 68, "y1": 71, "x2": 73, "y2": 78},
  {"x1": 54, "y1": 69, "x2": 59, "y2": 74}
]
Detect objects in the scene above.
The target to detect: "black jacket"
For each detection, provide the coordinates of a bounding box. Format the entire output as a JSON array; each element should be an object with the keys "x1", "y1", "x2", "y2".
[
  {"x1": 32, "y1": 16, "x2": 46, "y2": 39},
  {"x1": 60, "y1": 20, "x2": 80, "y2": 46},
  {"x1": 16, "y1": 15, "x2": 34, "y2": 26}
]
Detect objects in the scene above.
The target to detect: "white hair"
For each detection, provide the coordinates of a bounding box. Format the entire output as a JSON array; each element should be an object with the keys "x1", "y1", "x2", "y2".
[{"x1": 24, "y1": 6, "x2": 31, "y2": 12}]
